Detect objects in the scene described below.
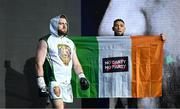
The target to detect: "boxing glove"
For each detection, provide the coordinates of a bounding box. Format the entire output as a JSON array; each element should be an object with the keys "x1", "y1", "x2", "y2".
[{"x1": 78, "y1": 73, "x2": 89, "y2": 90}]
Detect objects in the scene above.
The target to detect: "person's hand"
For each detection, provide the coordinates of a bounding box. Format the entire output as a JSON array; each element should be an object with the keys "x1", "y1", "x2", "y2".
[
  {"x1": 160, "y1": 33, "x2": 166, "y2": 41},
  {"x1": 37, "y1": 77, "x2": 49, "y2": 97},
  {"x1": 78, "y1": 73, "x2": 89, "y2": 90}
]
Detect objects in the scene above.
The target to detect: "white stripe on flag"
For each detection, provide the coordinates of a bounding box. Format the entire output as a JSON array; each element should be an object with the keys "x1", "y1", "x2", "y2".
[{"x1": 97, "y1": 36, "x2": 132, "y2": 98}]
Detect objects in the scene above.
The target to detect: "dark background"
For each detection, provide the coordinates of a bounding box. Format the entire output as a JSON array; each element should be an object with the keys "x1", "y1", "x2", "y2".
[{"x1": 81, "y1": 0, "x2": 110, "y2": 36}]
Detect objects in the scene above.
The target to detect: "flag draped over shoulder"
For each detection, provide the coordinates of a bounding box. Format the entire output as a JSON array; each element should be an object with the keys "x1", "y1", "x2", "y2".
[{"x1": 70, "y1": 36, "x2": 164, "y2": 98}]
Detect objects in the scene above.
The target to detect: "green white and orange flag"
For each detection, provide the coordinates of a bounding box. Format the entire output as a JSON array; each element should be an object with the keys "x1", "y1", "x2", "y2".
[{"x1": 70, "y1": 36, "x2": 164, "y2": 98}]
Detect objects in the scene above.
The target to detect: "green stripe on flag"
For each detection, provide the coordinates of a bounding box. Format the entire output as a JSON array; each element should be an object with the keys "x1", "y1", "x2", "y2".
[{"x1": 70, "y1": 36, "x2": 99, "y2": 98}]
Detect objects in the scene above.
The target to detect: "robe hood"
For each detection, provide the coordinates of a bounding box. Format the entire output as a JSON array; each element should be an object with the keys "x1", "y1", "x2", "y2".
[{"x1": 49, "y1": 14, "x2": 68, "y2": 37}]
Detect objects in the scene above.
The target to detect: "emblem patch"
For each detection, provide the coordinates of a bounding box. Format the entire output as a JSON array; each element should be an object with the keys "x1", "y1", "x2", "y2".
[{"x1": 58, "y1": 44, "x2": 71, "y2": 65}]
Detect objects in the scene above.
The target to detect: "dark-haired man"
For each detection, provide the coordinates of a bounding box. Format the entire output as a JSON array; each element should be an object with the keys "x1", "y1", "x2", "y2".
[{"x1": 109, "y1": 18, "x2": 165, "y2": 109}]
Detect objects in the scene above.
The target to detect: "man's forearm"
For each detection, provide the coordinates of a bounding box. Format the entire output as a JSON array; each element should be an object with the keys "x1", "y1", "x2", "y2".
[
  {"x1": 74, "y1": 64, "x2": 84, "y2": 75},
  {"x1": 35, "y1": 63, "x2": 44, "y2": 77}
]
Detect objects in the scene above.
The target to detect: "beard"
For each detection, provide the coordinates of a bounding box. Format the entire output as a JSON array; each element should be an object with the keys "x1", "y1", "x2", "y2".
[
  {"x1": 58, "y1": 29, "x2": 68, "y2": 36},
  {"x1": 115, "y1": 32, "x2": 124, "y2": 36}
]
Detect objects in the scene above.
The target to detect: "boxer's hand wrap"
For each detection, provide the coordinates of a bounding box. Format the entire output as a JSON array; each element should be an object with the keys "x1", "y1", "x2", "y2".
[{"x1": 37, "y1": 76, "x2": 48, "y2": 97}]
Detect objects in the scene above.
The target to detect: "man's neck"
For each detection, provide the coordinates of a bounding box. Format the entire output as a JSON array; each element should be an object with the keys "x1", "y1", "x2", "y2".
[{"x1": 58, "y1": 34, "x2": 67, "y2": 38}]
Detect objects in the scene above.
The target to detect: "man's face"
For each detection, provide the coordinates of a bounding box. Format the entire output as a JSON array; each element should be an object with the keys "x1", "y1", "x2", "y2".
[
  {"x1": 58, "y1": 18, "x2": 68, "y2": 36},
  {"x1": 112, "y1": 21, "x2": 126, "y2": 36}
]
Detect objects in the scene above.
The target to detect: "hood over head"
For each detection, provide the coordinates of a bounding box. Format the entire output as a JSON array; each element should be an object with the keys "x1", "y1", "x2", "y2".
[{"x1": 50, "y1": 14, "x2": 68, "y2": 37}]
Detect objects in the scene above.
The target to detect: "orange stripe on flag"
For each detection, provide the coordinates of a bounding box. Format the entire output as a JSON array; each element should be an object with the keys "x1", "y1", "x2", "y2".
[{"x1": 131, "y1": 35, "x2": 164, "y2": 98}]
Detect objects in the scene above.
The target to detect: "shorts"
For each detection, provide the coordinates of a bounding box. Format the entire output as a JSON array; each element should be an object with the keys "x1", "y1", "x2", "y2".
[{"x1": 49, "y1": 81, "x2": 73, "y2": 103}]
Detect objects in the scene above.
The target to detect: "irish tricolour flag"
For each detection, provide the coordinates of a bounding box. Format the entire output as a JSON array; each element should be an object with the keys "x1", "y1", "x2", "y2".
[{"x1": 70, "y1": 36, "x2": 164, "y2": 98}]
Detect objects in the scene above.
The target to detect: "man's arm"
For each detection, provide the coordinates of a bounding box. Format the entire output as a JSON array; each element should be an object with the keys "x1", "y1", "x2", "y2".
[
  {"x1": 35, "y1": 40, "x2": 47, "y2": 76},
  {"x1": 72, "y1": 48, "x2": 89, "y2": 90},
  {"x1": 35, "y1": 40, "x2": 48, "y2": 95},
  {"x1": 72, "y1": 48, "x2": 84, "y2": 75}
]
